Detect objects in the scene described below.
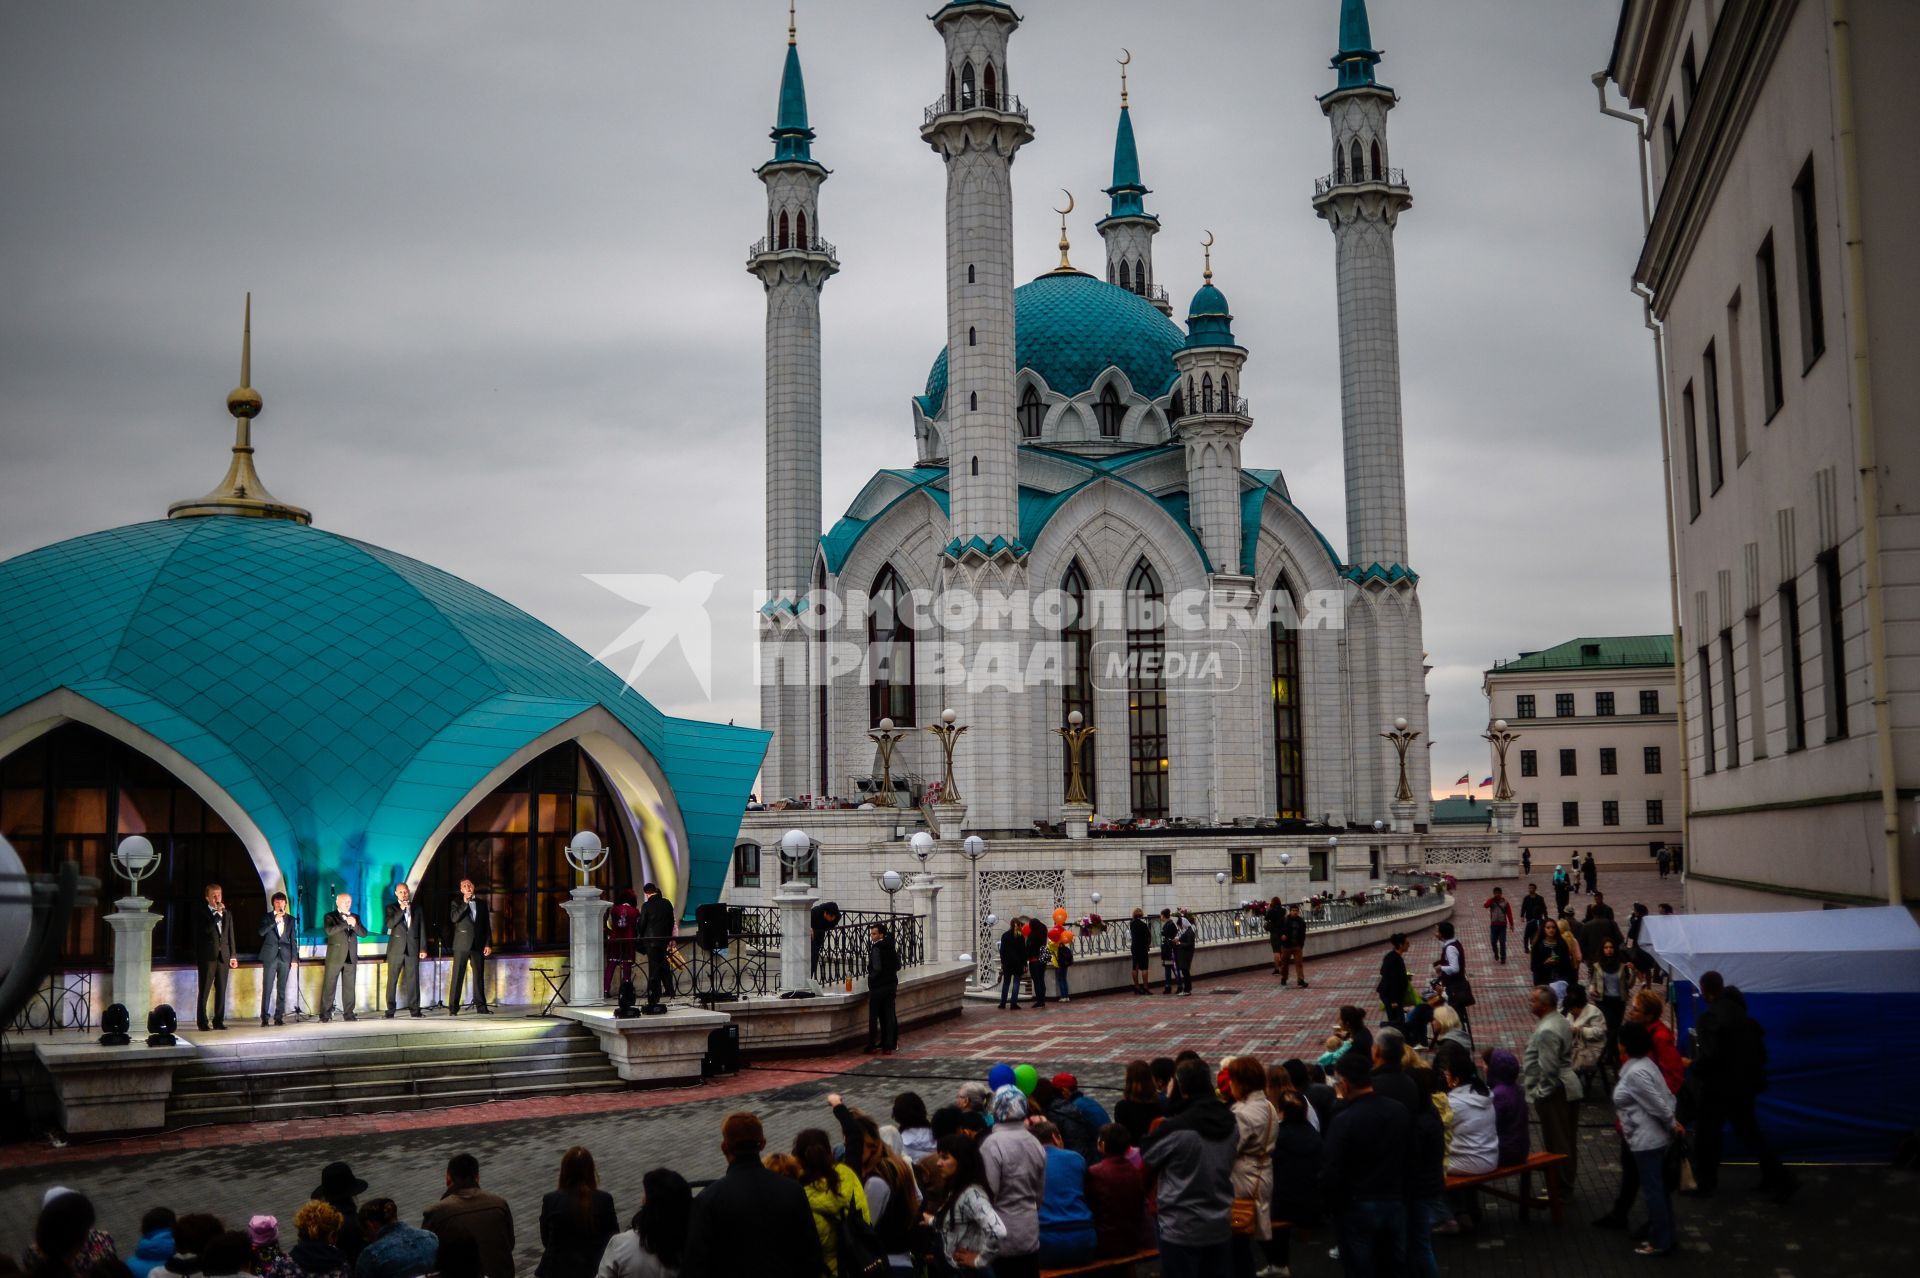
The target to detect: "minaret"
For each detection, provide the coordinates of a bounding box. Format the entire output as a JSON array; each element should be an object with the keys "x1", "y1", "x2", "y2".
[
  {"x1": 750, "y1": 4, "x2": 837, "y2": 799},
  {"x1": 1098, "y1": 52, "x2": 1169, "y2": 316},
  {"x1": 1312, "y1": 0, "x2": 1412, "y2": 574},
  {"x1": 168, "y1": 293, "x2": 311, "y2": 525},
  {"x1": 1171, "y1": 239, "x2": 1250, "y2": 575},
  {"x1": 920, "y1": 0, "x2": 1032, "y2": 554}
]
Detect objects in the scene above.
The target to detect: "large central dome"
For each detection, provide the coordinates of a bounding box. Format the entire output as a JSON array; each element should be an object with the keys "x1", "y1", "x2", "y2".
[{"x1": 917, "y1": 271, "x2": 1185, "y2": 418}]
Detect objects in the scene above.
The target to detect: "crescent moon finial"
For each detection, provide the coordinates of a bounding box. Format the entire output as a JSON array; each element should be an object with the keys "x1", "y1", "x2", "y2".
[
  {"x1": 1118, "y1": 49, "x2": 1131, "y2": 105},
  {"x1": 1055, "y1": 189, "x2": 1075, "y2": 217},
  {"x1": 1201, "y1": 230, "x2": 1214, "y2": 283},
  {"x1": 1053, "y1": 191, "x2": 1076, "y2": 273}
]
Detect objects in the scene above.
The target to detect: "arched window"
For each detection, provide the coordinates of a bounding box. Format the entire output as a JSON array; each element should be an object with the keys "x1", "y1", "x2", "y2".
[
  {"x1": 1201, "y1": 373, "x2": 1214, "y2": 413},
  {"x1": 868, "y1": 564, "x2": 915, "y2": 727},
  {"x1": 1370, "y1": 140, "x2": 1382, "y2": 181},
  {"x1": 1349, "y1": 139, "x2": 1365, "y2": 184},
  {"x1": 1333, "y1": 142, "x2": 1344, "y2": 183},
  {"x1": 1018, "y1": 385, "x2": 1045, "y2": 439},
  {"x1": 948, "y1": 70, "x2": 957, "y2": 109},
  {"x1": 1270, "y1": 572, "x2": 1306, "y2": 820},
  {"x1": 795, "y1": 211, "x2": 807, "y2": 248},
  {"x1": 968, "y1": 326, "x2": 976, "y2": 347},
  {"x1": 1095, "y1": 384, "x2": 1124, "y2": 438},
  {"x1": 960, "y1": 61, "x2": 975, "y2": 109},
  {"x1": 1220, "y1": 375, "x2": 1232, "y2": 408},
  {"x1": 1126, "y1": 559, "x2": 1169, "y2": 818},
  {"x1": 1169, "y1": 388, "x2": 1183, "y2": 422},
  {"x1": 1117, "y1": 259, "x2": 1131, "y2": 292},
  {"x1": 1062, "y1": 562, "x2": 1097, "y2": 808},
  {"x1": 968, "y1": 264, "x2": 976, "y2": 284},
  {"x1": 969, "y1": 391, "x2": 978, "y2": 411},
  {"x1": 970, "y1": 456, "x2": 979, "y2": 475},
  {"x1": 1187, "y1": 375, "x2": 1196, "y2": 407},
  {"x1": 983, "y1": 61, "x2": 997, "y2": 106},
  {"x1": 1132, "y1": 259, "x2": 1146, "y2": 294},
  {"x1": 777, "y1": 210, "x2": 790, "y2": 250}
]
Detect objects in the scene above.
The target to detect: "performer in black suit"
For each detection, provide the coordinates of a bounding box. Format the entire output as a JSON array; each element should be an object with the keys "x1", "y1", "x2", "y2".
[
  {"x1": 320, "y1": 892, "x2": 367, "y2": 1022},
  {"x1": 195, "y1": 882, "x2": 239, "y2": 1031},
  {"x1": 384, "y1": 882, "x2": 427, "y2": 1018},
  {"x1": 448, "y1": 878, "x2": 493, "y2": 1014},
  {"x1": 637, "y1": 881, "x2": 675, "y2": 1007},
  {"x1": 257, "y1": 891, "x2": 297, "y2": 1026}
]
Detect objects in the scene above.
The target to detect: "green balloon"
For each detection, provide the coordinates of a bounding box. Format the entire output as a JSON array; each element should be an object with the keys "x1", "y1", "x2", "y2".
[{"x1": 1013, "y1": 1064, "x2": 1039, "y2": 1096}]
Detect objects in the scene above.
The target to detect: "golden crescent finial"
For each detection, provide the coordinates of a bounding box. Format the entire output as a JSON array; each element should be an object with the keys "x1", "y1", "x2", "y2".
[
  {"x1": 1201, "y1": 231, "x2": 1214, "y2": 283},
  {"x1": 1053, "y1": 191, "x2": 1076, "y2": 273},
  {"x1": 788, "y1": 0, "x2": 796, "y2": 45},
  {"x1": 1118, "y1": 48, "x2": 1131, "y2": 106},
  {"x1": 1054, "y1": 190, "x2": 1075, "y2": 217}
]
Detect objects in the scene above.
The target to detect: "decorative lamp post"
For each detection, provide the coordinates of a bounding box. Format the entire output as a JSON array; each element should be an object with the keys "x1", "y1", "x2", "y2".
[
  {"x1": 1483, "y1": 718, "x2": 1520, "y2": 802},
  {"x1": 927, "y1": 708, "x2": 967, "y2": 805},
  {"x1": 963, "y1": 834, "x2": 988, "y2": 982},
  {"x1": 106, "y1": 835, "x2": 164, "y2": 1030},
  {"x1": 1055, "y1": 710, "x2": 1097, "y2": 805},
  {"x1": 879, "y1": 869, "x2": 904, "y2": 909},
  {"x1": 1381, "y1": 716, "x2": 1420, "y2": 803},
  {"x1": 560, "y1": 830, "x2": 613, "y2": 1007},
  {"x1": 867, "y1": 716, "x2": 906, "y2": 807},
  {"x1": 776, "y1": 828, "x2": 819, "y2": 998}
]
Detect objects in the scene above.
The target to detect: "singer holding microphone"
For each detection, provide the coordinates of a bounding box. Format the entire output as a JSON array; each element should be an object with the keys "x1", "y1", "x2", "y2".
[
  {"x1": 448, "y1": 878, "x2": 493, "y2": 1015},
  {"x1": 258, "y1": 891, "x2": 297, "y2": 1026},
  {"x1": 321, "y1": 891, "x2": 367, "y2": 1023},
  {"x1": 385, "y1": 882, "x2": 428, "y2": 1018}
]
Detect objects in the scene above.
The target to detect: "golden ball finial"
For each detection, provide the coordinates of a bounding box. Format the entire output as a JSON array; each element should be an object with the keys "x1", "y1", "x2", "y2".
[{"x1": 227, "y1": 385, "x2": 263, "y2": 419}]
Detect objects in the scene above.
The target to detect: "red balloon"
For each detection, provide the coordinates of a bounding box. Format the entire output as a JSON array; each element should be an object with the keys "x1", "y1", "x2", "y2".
[{"x1": 1048, "y1": 926, "x2": 1065, "y2": 943}]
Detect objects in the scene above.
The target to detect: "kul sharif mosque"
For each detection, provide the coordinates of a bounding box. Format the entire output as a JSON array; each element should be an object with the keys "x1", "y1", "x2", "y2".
[{"x1": 752, "y1": 0, "x2": 1432, "y2": 838}]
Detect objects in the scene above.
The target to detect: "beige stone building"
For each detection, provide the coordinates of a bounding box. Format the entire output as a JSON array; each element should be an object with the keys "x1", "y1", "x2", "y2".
[
  {"x1": 1484, "y1": 638, "x2": 1683, "y2": 870},
  {"x1": 1605, "y1": 0, "x2": 1918, "y2": 910}
]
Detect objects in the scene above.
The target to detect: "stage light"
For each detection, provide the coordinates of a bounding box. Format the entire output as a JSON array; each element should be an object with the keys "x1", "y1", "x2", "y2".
[
  {"x1": 147, "y1": 1002, "x2": 178, "y2": 1047},
  {"x1": 99, "y1": 1002, "x2": 131, "y2": 1046}
]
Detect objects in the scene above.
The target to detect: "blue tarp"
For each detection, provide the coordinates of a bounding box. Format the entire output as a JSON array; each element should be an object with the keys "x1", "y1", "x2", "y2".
[{"x1": 1644, "y1": 906, "x2": 1920, "y2": 1163}]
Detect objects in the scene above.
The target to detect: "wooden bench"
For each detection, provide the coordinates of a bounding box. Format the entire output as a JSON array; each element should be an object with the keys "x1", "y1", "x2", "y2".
[
  {"x1": 1040, "y1": 1249, "x2": 1160, "y2": 1278},
  {"x1": 1445, "y1": 1151, "x2": 1572, "y2": 1226}
]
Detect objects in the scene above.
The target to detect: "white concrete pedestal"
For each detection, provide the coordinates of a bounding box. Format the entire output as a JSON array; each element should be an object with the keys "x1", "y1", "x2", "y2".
[
  {"x1": 560, "y1": 886, "x2": 612, "y2": 1008},
  {"x1": 904, "y1": 877, "x2": 941, "y2": 963},
  {"x1": 556, "y1": 1004, "x2": 728, "y2": 1082},
  {"x1": 106, "y1": 896, "x2": 161, "y2": 1029},
  {"x1": 929, "y1": 802, "x2": 968, "y2": 841},
  {"x1": 775, "y1": 882, "x2": 817, "y2": 994},
  {"x1": 1061, "y1": 802, "x2": 1092, "y2": 840},
  {"x1": 1391, "y1": 800, "x2": 1417, "y2": 835}
]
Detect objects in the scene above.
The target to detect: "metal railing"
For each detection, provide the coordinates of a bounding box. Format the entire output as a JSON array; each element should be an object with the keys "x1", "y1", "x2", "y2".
[
  {"x1": 8, "y1": 969, "x2": 92, "y2": 1034},
  {"x1": 1314, "y1": 167, "x2": 1407, "y2": 196},
  {"x1": 924, "y1": 92, "x2": 1029, "y2": 124},
  {"x1": 812, "y1": 909, "x2": 925, "y2": 986},
  {"x1": 675, "y1": 905, "x2": 926, "y2": 998},
  {"x1": 1058, "y1": 889, "x2": 1446, "y2": 960},
  {"x1": 747, "y1": 236, "x2": 838, "y2": 262}
]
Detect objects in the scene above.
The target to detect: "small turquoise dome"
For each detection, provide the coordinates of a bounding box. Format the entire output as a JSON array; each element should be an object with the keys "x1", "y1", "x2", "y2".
[
  {"x1": 1185, "y1": 282, "x2": 1237, "y2": 348},
  {"x1": 0, "y1": 517, "x2": 765, "y2": 913},
  {"x1": 919, "y1": 272, "x2": 1185, "y2": 417}
]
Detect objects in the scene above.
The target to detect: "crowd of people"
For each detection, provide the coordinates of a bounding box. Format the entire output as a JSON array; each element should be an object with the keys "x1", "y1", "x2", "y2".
[{"x1": 19, "y1": 875, "x2": 1795, "y2": 1278}]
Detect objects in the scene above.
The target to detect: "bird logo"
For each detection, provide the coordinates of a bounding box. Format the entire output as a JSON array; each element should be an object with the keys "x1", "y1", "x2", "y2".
[{"x1": 585, "y1": 571, "x2": 723, "y2": 700}]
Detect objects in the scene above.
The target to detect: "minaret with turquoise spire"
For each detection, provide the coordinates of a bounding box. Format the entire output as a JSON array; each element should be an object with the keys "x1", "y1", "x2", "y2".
[
  {"x1": 751, "y1": 3, "x2": 838, "y2": 799},
  {"x1": 1171, "y1": 240, "x2": 1250, "y2": 575},
  {"x1": 1098, "y1": 53, "x2": 1168, "y2": 316}
]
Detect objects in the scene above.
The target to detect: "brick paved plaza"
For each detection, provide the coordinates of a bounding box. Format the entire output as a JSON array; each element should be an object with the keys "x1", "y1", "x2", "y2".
[{"x1": 5, "y1": 870, "x2": 1916, "y2": 1275}]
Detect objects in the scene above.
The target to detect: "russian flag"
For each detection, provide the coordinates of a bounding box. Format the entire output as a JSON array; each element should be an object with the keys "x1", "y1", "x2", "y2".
[{"x1": 1479, "y1": 776, "x2": 1494, "y2": 788}]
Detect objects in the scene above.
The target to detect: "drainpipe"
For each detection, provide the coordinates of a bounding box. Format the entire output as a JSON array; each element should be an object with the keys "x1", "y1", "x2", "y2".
[
  {"x1": 1829, "y1": 0, "x2": 1903, "y2": 906},
  {"x1": 1592, "y1": 72, "x2": 1693, "y2": 873}
]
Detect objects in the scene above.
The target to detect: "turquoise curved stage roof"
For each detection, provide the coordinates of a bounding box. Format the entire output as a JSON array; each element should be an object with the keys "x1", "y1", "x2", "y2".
[
  {"x1": 918, "y1": 272, "x2": 1185, "y2": 418},
  {"x1": 0, "y1": 517, "x2": 766, "y2": 917}
]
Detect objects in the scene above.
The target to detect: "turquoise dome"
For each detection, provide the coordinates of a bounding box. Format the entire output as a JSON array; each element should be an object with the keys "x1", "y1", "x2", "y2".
[
  {"x1": 1185, "y1": 281, "x2": 1237, "y2": 348},
  {"x1": 0, "y1": 517, "x2": 765, "y2": 914},
  {"x1": 918, "y1": 272, "x2": 1185, "y2": 418}
]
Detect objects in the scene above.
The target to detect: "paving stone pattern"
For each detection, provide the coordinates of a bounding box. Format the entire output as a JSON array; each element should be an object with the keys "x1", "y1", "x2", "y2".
[{"x1": 6, "y1": 871, "x2": 1917, "y2": 1275}]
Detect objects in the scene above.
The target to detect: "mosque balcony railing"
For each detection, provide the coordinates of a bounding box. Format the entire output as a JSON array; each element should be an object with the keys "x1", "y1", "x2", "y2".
[
  {"x1": 1314, "y1": 167, "x2": 1407, "y2": 197},
  {"x1": 1064, "y1": 888, "x2": 1440, "y2": 960},
  {"x1": 924, "y1": 92, "x2": 1029, "y2": 124},
  {"x1": 748, "y1": 236, "x2": 839, "y2": 263}
]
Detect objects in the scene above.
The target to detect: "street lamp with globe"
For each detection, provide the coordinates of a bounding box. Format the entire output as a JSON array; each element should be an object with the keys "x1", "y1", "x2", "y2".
[
  {"x1": 112, "y1": 835, "x2": 161, "y2": 906},
  {"x1": 566, "y1": 830, "x2": 608, "y2": 889}
]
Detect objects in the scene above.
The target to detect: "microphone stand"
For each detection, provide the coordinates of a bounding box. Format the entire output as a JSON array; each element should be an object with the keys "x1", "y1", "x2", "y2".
[{"x1": 283, "y1": 913, "x2": 313, "y2": 1025}]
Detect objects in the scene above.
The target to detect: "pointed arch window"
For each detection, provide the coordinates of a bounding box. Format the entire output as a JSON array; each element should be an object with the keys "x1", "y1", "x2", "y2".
[
  {"x1": 960, "y1": 61, "x2": 976, "y2": 109},
  {"x1": 1349, "y1": 139, "x2": 1365, "y2": 184},
  {"x1": 1062, "y1": 562, "x2": 1097, "y2": 808},
  {"x1": 983, "y1": 61, "x2": 997, "y2": 106},
  {"x1": 1095, "y1": 384, "x2": 1124, "y2": 438},
  {"x1": 1370, "y1": 140, "x2": 1382, "y2": 181},
  {"x1": 1219, "y1": 375, "x2": 1231, "y2": 409},
  {"x1": 949, "y1": 70, "x2": 957, "y2": 110},
  {"x1": 1126, "y1": 558, "x2": 1169, "y2": 818},
  {"x1": 1018, "y1": 385, "x2": 1045, "y2": 439},
  {"x1": 968, "y1": 326, "x2": 977, "y2": 347},
  {"x1": 1333, "y1": 142, "x2": 1344, "y2": 183},
  {"x1": 1270, "y1": 572, "x2": 1307, "y2": 820},
  {"x1": 1201, "y1": 373, "x2": 1214, "y2": 414},
  {"x1": 1131, "y1": 259, "x2": 1146, "y2": 294},
  {"x1": 868, "y1": 564, "x2": 915, "y2": 728},
  {"x1": 1169, "y1": 388, "x2": 1184, "y2": 422},
  {"x1": 1117, "y1": 259, "x2": 1131, "y2": 292},
  {"x1": 969, "y1": 391, "x2": 978, "y2": 411},
  {"x1": 777, "y1": 210, "x2": 790, "y2": 250},
  {"x1": 795, "y1": 211, "x2": 808, "y2": 248}
]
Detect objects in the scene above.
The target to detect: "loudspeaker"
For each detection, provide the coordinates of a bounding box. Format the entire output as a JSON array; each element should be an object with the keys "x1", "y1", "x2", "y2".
[
  {"x1": 695, "y1": 903, "x2": 733, "y2": 951},
  {"x1": 702, "y1": 1022, "x2": 741, "y2": 1076}
]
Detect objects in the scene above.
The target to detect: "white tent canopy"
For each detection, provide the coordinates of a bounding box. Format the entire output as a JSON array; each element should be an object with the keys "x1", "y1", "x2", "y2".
[{"x1": 1639, "y1": 906, "x2": 1920, "y2": 995}]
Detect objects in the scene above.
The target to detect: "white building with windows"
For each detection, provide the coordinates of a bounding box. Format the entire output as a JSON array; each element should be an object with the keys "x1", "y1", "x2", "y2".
[
  {"x1": 732, "y1": 1, "x2": 1487, "y2": 957},
  {"x1": 1483, "y1": 637, "x2": 1683, "y2": 870},
  {"x1": 1605, "y1": 0, "x2": 1919, "y2": 910}
]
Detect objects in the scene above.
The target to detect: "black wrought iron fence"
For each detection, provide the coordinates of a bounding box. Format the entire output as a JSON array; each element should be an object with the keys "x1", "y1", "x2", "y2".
[
  {"x1": 812, "y1": 910, "x2": 925, "y2": 986},
  {"x1": 678, "y1": 905, "x2": 925, "y2": 996},
  {"x1": 1034, "y1": 890, "x2": 1446, "y2": 965}
]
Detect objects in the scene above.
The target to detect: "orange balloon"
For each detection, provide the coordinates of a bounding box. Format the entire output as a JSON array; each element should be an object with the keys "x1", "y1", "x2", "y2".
[
  {"x1": 1052, "y1": 907, "x2": 1069, "y2": 925},
  {"x1": 1061, "y1": 929, "x2": 1074, "y2": 944}
]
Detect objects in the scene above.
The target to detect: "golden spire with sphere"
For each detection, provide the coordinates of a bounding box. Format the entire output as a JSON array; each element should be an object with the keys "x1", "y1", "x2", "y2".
[{"x1": 168, "y1": 294, "x2": 312, "y2": 525}]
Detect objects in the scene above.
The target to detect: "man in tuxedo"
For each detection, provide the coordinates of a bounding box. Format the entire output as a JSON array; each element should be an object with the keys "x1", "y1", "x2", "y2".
[
  {"x1": 195, "y1": 882, "x2": 240, "y2": 1030},
  {"x1": 321, "y1": 891, "x2": 368, "y2": 1022},
  {"x1": 637, "y1": 881, "x2": 675, "y2": 1008},
  {"x1": 448, "y1": 878, "x2": 493, "y2": 1015},
  {"x1": 257, "y1": 890, "x2": 298, "y2": 1026},
  {"x1": 385, "y1": 882, "x2": 428, "y2": 1018}
]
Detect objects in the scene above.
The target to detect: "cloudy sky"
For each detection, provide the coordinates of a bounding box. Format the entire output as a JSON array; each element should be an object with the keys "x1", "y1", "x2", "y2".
[{"x1": 0, "y1": 0, "x2": 1666, "y2": 799}]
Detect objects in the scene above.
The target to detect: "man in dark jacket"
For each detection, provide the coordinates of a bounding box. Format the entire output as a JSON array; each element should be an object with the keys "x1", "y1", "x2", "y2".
[
  {"x1": 257, "y1": 891, "x2": 297, "y2": 1027},
  {"x1": 1320, "y1": 1049, "x2": 1409, "y2": 1276},
  {"x1": 807, "y1": 899, "x2": 840, "y2": 979},
  {"x1": 1376, "y1": 934, "x2": 1411, "y2": 1028},
  {"x1": 1687, "y1": 971, "x2": 1796, "y2": 1200},
  {"x1": 1141, "y1": 1057, "x2": 1237, "y2": 1275},
  {"x1": 1025, "y1": 918, "x2": 1050, "y2": 1008},
  {"x1": 1519, "y1": 883, "x2": 1549, "y2": 951},
  {"x1": 448, "y1": 879, "x2": 493, "y2": 1015},
  {"x1": 421, "y1": 1153, "x2": 514, "y2": 1278},
  {"x1": 195, "y1": 882, "x2": 239, "y2": 1031},
  {"x1": 1367, "y1": 1028, "x2": 1421, "y2": 1117},
  {"x1": 865, "y1": 923, "x2": 900, "y2": 1053},
  {"x1": 638, "y1": 881, "x2": 675, "y2": 1008},
  {"x1": 997, "y1": 917, "x2": 1028, "y2": 1009},
  {"x1": 1277, "y1": 904, "x2": 1309, "y2": 987},
  {"x1": 682, "y1": 1112, "x2": 824, "y2": 1278},
  {"x1": 384, "y1": 882, "x2": 427, "y2": 1019},
  {"x1": 320, "y1": 892, "x2": 366, "y2": 1023}
]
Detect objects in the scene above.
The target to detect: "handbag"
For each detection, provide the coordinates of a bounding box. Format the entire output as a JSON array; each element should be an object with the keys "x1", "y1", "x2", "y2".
[
  {"x1": 835, "y1": 1202, "x2": 888, "y2": 1278},
  {"x1": 1230, "y1": 1196, "x2": 1260, "y2": 1237}
]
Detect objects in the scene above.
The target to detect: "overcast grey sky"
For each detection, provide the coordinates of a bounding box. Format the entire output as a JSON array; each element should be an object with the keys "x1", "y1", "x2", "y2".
[{"x1": 0, "y1": 0, "x2": 1665, "y2": 798}]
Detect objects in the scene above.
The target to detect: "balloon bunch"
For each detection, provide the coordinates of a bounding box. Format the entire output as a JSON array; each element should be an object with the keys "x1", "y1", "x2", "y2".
[{"x1": 988, "y1": 1061, "x2": 1039, "y2": 1096}]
